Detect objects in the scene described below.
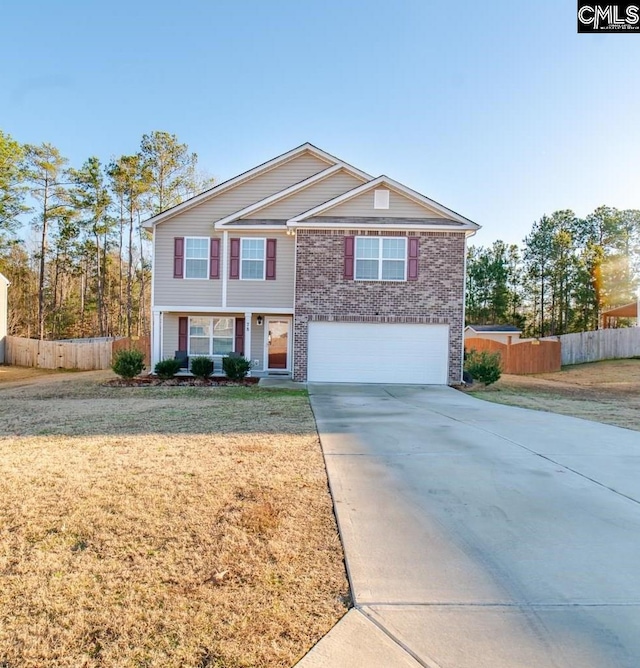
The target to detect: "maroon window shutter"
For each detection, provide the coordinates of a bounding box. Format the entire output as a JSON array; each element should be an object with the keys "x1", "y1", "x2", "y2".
[
  {"x1": 408, "y1": 237, "x2": 420, "y2": 281},
  {"x1": 266, "y1": 238, "x2": 277, "y2": 280},
  {"x1": 174, "y1": 237, "x2": 184, "y2": 278},
  {"x1": 229, "y1": 238, "x2": 240, "y2": 279},
  {"x1": 235, "y1": 318, "x2": 245, "y2": 356},
  {"x1": 344, "y1": 236, "x2": 355, "y2": 280},
  {"x1": 209, "y1": 238, "x2": 220, "y2": 279},
  {"x1": 178, "y1": 317, "x2": 188, "y2": 351}
]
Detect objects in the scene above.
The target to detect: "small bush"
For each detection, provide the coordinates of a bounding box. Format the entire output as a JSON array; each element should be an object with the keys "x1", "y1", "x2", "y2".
[
  {"x1": 112, "y1": 349, "x2": 145, "y2": 379},
  {"x1": 464, "y1": 349, "x2": 502, "y2": 386},
  {"x1": 190, "y1": 356, "x2": 213, "y2": 380},
  {"x1": 154, "y1": 358, "x2": 182, "y2": 379},
  {"x1": 223, "y1": 355, "x2": 252, "y2": 381}
]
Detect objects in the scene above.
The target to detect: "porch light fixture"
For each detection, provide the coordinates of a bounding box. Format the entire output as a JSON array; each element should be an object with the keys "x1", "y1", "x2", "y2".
[
  {"x1": 286, "y1": 228, "x2": 296, "y2": 236},
  {"x1": 256, "y1": 315, "x2": 263, "y2": 326}
]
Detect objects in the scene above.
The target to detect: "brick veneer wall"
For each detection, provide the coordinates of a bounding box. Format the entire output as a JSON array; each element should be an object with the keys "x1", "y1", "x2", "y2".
[{"x1": 293, "y1": 227, "x2": 467, "y2": 384}]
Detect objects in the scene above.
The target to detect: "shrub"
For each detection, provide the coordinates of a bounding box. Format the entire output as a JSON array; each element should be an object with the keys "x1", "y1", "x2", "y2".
[
  {"x1": 154, "y1": 358, "x2": 182, "y2": 379},
  {"x1": 464, "y1": 349, "x2": 502, "y2": 386},
  {"x1": 112, "y1": 349, "x2": 145, "y2": 379},
  {"x1": 190, "y1": 356, "x2": 213, "y2": 380},
  {"x1": 223, "y1": 355, "x2": 252, "y2": 381}
]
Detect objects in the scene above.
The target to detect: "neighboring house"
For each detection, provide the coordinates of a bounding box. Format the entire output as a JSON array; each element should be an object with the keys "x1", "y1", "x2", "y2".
[
  {"x1": 143, "y1": 144, "x2": 480, "y2": 384},
  {"x1": 602, "y1": 301, "x2": 639, "y2": 328},
  {"x1": 465, "y1": 324, "x2": 522, "y2": 344},
  {"x1": 0, "y1": 272, "x2": 9, "y2": 364}
]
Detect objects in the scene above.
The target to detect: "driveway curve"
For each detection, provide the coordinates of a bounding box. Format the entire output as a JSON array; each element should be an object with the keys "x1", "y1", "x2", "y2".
[{"x1": 297, "y1": 384, "x2": 640, "y2": 668}]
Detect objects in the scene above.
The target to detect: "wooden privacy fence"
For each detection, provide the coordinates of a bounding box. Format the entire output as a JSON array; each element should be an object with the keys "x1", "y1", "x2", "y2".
[
  {"x1": 465, "y1": 337, "x2": 561, "y2": 375},
  {"x1": 112, "y1": 337, "x2": 151, "y2": 366},
  {"x1": 5, "y1": 336, "x2": 150, "y2": 371},
  {"x1": 552, "y1": 328, "x2": 640, "y2": 366}
]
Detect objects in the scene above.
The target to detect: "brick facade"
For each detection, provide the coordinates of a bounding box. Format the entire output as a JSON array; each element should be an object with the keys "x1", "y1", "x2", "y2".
[{"x1": 293, "y1": 227, "x2": 467, "y2": 384}]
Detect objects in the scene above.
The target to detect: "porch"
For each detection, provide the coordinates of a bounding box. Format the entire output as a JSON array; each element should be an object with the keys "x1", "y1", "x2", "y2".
[{"x1": 152, "y1": 310, "x2": 294, "y2": 377}]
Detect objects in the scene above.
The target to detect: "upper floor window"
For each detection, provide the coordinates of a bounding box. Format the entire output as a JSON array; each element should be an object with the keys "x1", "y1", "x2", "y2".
[
  {"x1": 185, "y1": 237, "x2": 209, "y2": 279},
  {"x1": 241, "y1": 238, "x2": 265, "y2": 280},
  {"x1": 355, "y1": 237, "x2": 407, "y2": 281}
]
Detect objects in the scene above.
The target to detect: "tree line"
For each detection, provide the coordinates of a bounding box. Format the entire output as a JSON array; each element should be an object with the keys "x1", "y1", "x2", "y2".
[
  {"x1": 467, "y1": 207, "x2": 640, "y2": 337},
  {"x1": 0, "y1": 129, "x2": 212, "y2": 340},
  {"x1": 1, "y1": 128, "x2": 637, "y2": 342}
]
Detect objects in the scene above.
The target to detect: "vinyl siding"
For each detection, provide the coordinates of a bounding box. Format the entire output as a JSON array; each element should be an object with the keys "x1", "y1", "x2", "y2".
[
  {"x1": 226, "y1": 231, "x2": 295, "y2": 310},
  {"x1": 250, "y1": 315, "x2": 266, "y2": 369},
  {"x1": 318, "y1": 188, "x2": 447, "y2": 218},
  {"x1": 242, "y1": 170, "x2": 364, "y2": 220},
  {"x1": 154, "y1": 230, "x2": 224, "y2": 308},
  {"x1": 153, "y1": 152, "x2": 328, "y2": 307},
  {"x1": 161, "y1": 314, "x2": 179, "y2": 360}
]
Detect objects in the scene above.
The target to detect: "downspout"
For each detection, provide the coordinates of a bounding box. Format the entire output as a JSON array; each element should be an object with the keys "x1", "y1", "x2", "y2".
[{"x1": 461, "y1": 230, "x2": 476, "y2": 384}]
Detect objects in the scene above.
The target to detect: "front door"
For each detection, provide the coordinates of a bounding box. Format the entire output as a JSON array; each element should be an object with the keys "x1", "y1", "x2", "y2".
[{"x1": 267, "y1": 319, "x2": 290, "y2": 370}]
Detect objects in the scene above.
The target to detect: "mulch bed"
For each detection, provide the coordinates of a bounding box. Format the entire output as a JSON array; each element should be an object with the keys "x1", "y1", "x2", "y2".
[{"x1": 105, "y1": 376, "x2": 261, "y2": 387}]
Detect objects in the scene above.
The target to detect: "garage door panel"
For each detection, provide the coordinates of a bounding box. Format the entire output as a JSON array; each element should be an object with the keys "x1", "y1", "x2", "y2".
[{"x1": 307, "y1": 322, "x2": 449, "y2": 384}]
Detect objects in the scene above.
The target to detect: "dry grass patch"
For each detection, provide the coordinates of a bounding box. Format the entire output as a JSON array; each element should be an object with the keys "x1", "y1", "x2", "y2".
[
  {"x1": 468, "y1": 359, "x2": 640, "y2": 431},
  {"x1": 0, "y1": 372, "x2": 348, "y2": 667},
  {"x1": 0, "y1": 365, "x2": 65, "y2": 385}
]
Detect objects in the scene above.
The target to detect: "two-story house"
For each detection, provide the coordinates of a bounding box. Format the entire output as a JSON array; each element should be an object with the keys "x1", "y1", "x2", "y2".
[{"x1": 143, "y1": 144, "x2": 479, "y2": 384}]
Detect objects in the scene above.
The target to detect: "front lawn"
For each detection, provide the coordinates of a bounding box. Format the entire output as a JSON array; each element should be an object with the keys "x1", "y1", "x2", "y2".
[
  {"x1": 467, "y1": 359, "x2": 640, "y2": 431},
  {"x1": 0, "y1": 371, "x2": 348, "y2": 667}
]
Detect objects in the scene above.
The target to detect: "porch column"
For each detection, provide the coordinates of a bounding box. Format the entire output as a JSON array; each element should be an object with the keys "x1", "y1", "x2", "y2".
[
  {"x1": 244, "y1": 312, "x2": 252, "y2": 376},
  {"x1": 152, "y1": 311, "x2": 163, "y2": 369}
]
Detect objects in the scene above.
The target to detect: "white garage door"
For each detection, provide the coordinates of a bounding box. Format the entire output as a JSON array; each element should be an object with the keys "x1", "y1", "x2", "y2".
[{"x1": 307, "y1": 322, "x2": 449, "y2": 384}]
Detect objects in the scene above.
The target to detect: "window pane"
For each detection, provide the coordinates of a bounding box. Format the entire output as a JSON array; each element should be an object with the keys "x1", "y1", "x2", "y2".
[
  {"x1": 190, "y1": 337, "x2": 210, "y2": 355},
  {"x1": 241, "y1": 239, "x2": 265, "y2": 259},
  {"x1": 355, "y1": 259, "x2": 379, "y2": 280},
  {"x1": 382, "y1": 238, "x2": 406, "y2": 259},
  {"x1": 214, "y1": 317, "x2": 234, "y2": 338},
  {"x1": 186, "y1": 238, "x2": 208, "y2": 259},
  {"x1": 355, "y1": 237, "x2": 379, "y2": 259},
  {"x1": 382, "y1": 259, "x2": 405, "y2": 280},
  {"x1": 190, "y1": 318, "x2": 210, "y2": 337},
  {"x1": 242, "y1": 259, "x2": 264, "y2": 279},
  {"x1": 213, "y1": 337, "x2": 233, "y2": 355},
  {"x1": 185, "y1": 259, "x2": 208, "y2": 278}
]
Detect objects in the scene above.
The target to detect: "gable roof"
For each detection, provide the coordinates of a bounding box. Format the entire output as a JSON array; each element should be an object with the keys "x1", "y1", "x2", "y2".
[
  {"x1": 0, "y1": 272, "x2": 9, "y2": 286},
  {"x1": 286, "y1": 175, "x2": 480, "y2": 230},
  {"x1": 213, "y1": 163, "x2": 370, "y2": 228},
  {"x1": 142, "y1": 144, "x2": 481, "y2": 234},
  {"x1": 466, "y1": 324, "x2": 522, "y2": 333},
  {"x1": 141, "y1": 143, "x2": 341, "y2": 229}
]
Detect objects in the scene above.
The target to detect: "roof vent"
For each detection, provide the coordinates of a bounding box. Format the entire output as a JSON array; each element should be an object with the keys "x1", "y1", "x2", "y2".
[{"x1": 374, "y1": 189, "x2": 390, "y2": 210}]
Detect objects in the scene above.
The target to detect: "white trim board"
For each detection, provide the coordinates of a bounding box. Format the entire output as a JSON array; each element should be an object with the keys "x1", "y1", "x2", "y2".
[
  {"x1": 289, "y1": 221, "x2": 477, "y2": 235},
  {"x1": 153, "y1": 306, "x2": 294, "y2": 314}
]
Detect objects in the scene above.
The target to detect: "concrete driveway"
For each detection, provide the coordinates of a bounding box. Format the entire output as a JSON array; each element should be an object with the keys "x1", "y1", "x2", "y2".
[{"x1": 297, "y1": 384, "x2": 640, "y2": 668}]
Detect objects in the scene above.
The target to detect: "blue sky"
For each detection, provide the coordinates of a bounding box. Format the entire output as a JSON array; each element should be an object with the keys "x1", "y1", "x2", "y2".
[{"x1": 1, "y1": 0, "x2": 639, "y2": 246}]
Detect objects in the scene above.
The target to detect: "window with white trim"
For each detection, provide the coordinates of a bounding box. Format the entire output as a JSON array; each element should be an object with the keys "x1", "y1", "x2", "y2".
[
  {"x1": 355, "y1": 237, "x2": 407, "y2": 281},
  {"x1": 185, "y1": 237, "x2": 209, "y2": 279},
  {"x1": 188, "y1": 317, "x2": 234, "y2": 355},
  {"x1": 241, "y1": 238, "x2": 265, "y2": 280}
]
